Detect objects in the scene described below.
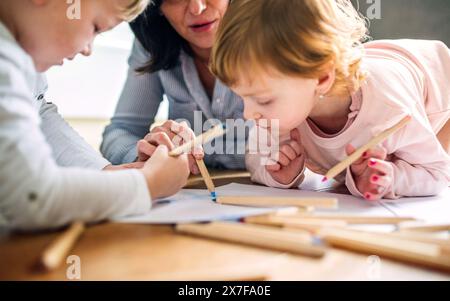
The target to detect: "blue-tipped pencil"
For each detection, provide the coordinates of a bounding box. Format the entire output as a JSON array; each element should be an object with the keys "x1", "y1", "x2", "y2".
[
  {"x1": 168, "y1": 123, "x2": 226, "y2": 202},
  {"x1": 195, "y1": 158, "x2": 217, "y2": 202}
]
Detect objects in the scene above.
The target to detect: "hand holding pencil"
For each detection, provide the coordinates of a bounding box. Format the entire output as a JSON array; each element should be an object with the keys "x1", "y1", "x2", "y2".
[
  {"x1": 323, "y1": 115, "x2": 411, "y2": 201},
  {"x1": 137, "y1": 120, "x2": 205, "y2": 175},
  {"x1": 139, "y1": 121, "x2": 225, "y2": 201},
  {"x1": 346, "y1": 144, "x2": 394, "y2": 201}
]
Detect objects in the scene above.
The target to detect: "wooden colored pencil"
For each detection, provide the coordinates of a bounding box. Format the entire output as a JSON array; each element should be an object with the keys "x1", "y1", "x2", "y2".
[
  {"x1": 386, "y1": 231, "x2": 450, "y2": 253},
  {"x1": 275, "y1": 213, "x2": 417, "y2": 225},
  {"x1": 318, "y1": 227, "x2": 450, "y2": 272},
  {"x1": 176, "y1": 222, "x2": 325, "y2": 258},
  {"x1": 40, "y1": 221, "x2": 85, "y2": 271},
  {"x1": 244, "y1": 214, "x2": 347, "y2": 233},
  {"x1": 399, "y1": 223, "x2": 450, "y2": 233},
  {"x1": 169, "y1": 124, "x2": 226, "y2": 156},
  {"x1": 168, "y1": 124, "x2": 224, "y2": 201},
  {"x1": 216, "y1": 196, "x2": 338, "y2": 209},
  {"x1": 322, "y1": 115, "x2": 411, "y2": 181},
  {"x1": 195, "y1": 158, "x2": 216, "y2": 201}
]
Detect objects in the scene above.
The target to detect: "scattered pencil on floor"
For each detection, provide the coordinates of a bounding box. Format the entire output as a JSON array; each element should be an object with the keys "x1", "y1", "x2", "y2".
[
  {"x1": 322, "y1": 115, "x2": 411, "y2": 182},
  {"x1": 176, "y1": 221, "x2": 326, "y2": 258},
  {"x1": 272, "y1": 213, "x2": 418, "y2": 225},
  {"x1": 399, "y1": 223, "x2": 450, "y2": 233},
  {"x1": 244, "y1": 214, "x2": 347, "y2": 233},
  {"x1": 317, "y1": 227, "x2": 450, "y2": 272}
]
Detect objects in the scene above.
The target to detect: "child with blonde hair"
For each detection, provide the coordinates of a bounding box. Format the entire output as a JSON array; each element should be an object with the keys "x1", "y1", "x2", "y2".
[
  {"x1": 211, "y1": 0, "x2": 450, "y2": 200},
  {"x1": 0, "y1": 0, "x2": 194, "y2": 230}
]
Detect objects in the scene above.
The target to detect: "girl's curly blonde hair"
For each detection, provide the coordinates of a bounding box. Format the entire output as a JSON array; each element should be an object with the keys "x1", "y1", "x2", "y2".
[
  {"x1": 211, "y1": 0, "x2": 369, "y2": 97},
  {"x1": 119, "y1": 0, "x2": 150, "y2": 22}
]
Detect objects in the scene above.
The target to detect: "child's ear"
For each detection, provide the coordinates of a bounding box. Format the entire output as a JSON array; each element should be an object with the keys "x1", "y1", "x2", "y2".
[{"x1": 316, "y1": 62, "x2": 336, "y2": 96}]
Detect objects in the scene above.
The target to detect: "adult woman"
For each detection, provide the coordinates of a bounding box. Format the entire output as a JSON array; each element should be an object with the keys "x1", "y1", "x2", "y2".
[{"x1": 101, "y1": 0, "x2": 245, "y2": 173}]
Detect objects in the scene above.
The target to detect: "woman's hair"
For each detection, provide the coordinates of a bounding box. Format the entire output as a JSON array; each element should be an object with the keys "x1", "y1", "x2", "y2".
[
  {"x1": 119, "y1": 0, "x2": 151, "y2": 22},
  {"x1": 129, "y1": 0, "x2": 192, "y2": 73},
  {"x1": 211, "y1": 0, "x2": 369, "y2": 97}
]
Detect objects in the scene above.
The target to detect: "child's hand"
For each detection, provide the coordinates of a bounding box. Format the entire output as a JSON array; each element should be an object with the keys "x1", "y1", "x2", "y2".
[
  {"x1": 103, "y1": 162, "x2": 144, "y2": 171},
  {"x1": 265, "y1": 129, "x2": 305, "y2": 185},
  {"x1": 136, "y1": 120, "x2": 204, "y2": 175},
  {"x1": 141, "y1": 145, "x2": 190, "y2": 200},
  {"x1": 346, "y1": 144, "x2": 394, "y2": 201}
]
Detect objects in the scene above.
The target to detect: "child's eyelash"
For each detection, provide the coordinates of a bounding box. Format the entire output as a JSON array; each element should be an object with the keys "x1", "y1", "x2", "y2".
[{"x1": 258, "y1": 100, "x2": 272, "y2": 106}]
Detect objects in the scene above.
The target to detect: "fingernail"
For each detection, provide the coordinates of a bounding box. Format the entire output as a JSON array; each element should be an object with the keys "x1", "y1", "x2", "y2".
[
  {"x1": 369, "y1": 159, "x2": 377, "y2": 166},
  {"x1": 364, "y1": 193, "x2": 372, "y2": 200},
  {"x1": 372, "y1": 175, "x2": 379, "y2": 182}
]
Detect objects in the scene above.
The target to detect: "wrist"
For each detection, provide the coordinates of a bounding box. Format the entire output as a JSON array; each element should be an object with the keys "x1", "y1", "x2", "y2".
[
  {"x1": 103, "y1": 164, "x2": 115, "y2": 171},
  {"x1": 140, "y1": 169, "x2": 160, "y2": 200}
]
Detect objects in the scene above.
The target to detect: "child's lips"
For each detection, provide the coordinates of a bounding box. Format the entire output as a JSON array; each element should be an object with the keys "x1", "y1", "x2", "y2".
[{"x1": 189, "y1": 20, "x2": 217, "y2": 33}]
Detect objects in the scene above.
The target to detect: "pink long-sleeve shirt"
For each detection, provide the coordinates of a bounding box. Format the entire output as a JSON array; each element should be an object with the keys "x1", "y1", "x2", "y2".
[{"x1": 247, "y1": 40, "x2": 450, "y2": 199}]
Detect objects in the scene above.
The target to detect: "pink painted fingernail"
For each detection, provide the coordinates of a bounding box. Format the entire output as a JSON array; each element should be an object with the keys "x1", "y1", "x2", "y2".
[
  {"x1": 369, "y1": 159, "x2": 377, "y2": 166},
  {"x1": 364, "y1": 193, "x2": 372, "y2": 200},
  {"x1": 372, "y1": 175, "x2": 379, "y2": 182}
]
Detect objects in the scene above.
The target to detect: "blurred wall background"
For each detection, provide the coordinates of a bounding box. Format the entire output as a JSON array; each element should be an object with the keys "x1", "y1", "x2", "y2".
[{"x1": 352, "y1": 0, "x2": 449, "y2": 45}]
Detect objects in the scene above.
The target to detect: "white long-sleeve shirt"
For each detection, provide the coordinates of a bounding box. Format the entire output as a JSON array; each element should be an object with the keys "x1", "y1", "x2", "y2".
[{"x1": 0, "y1": 22, "x2": 151, "y2": 230}]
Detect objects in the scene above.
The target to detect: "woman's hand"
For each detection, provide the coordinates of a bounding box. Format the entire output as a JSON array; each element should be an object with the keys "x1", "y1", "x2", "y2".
[
  {"x1": 136, "y1": 120, "x2": 204, "y2": 175},
  {"x1": 265, "y1": 129, "x2": 305, "y2": 185},
  {"x1": 346, "y1": 144, "x2": 394, "y2": 201},
  {"x1": 105, "y1": 144, "x2": 190, "y2": 200}
]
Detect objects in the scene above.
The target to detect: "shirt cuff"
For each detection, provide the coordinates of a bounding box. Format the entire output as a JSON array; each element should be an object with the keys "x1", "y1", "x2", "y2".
[
  {"x1": 123, "y1": 145, "x2": 139, "y2": 164},
  {"x1": 125, "y1": 170, "x2": 152, "y2": 215},
  {"x1": 91, "y1": 157, "x2": 112, "y2": 171}
]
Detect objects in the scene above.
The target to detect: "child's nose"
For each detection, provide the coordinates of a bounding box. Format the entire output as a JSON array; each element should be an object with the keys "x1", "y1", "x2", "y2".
[{"x1": 189, "y1": 0, "x2": 207, "y2": 15}]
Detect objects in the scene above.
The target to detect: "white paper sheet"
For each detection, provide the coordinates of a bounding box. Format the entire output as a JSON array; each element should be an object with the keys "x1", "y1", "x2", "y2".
[
  {"x1": 113, "y1": 188, "x2": 283, "y2": 224},
  {"x1": 381, "y1": 189, "x2": 450, "y2": 223},
  {"x1": 217, "y1": 183, "x2": 395, "y2": 216},
  {"x1": 114, "y1": 183, "x2": 399, "y2": 224}
]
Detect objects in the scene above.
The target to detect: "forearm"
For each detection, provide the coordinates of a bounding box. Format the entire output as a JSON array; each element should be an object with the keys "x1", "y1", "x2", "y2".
[
  {"x1": 101, "y1": 126, "x2": 142, "y2": 164},
  {"x1": 40, "y1": 102, "x2": 110, "y2": 170},
  {"x1": 387, "y1": 159, "x2": 449, "y2": 198},
  {"x1": 2, "y1": 164, "x2": 151, "y2": 230},
  {"x1": 101, "y1": 40, "x2": 165, "y2": 164}
]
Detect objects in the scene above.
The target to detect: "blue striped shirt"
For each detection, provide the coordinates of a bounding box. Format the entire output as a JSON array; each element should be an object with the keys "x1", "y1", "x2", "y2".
[{"x1": 101, "y1": 39, "x2": 246, "y2": 169}]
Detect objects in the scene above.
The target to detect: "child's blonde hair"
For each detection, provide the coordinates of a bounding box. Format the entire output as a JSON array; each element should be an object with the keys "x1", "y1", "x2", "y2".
[
  {"x1": 118, "y1": 0, "x2": 150, "y2": 22},
  {"x1": 211, "y1": 0, "x2": 369, "y2": 97}
]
